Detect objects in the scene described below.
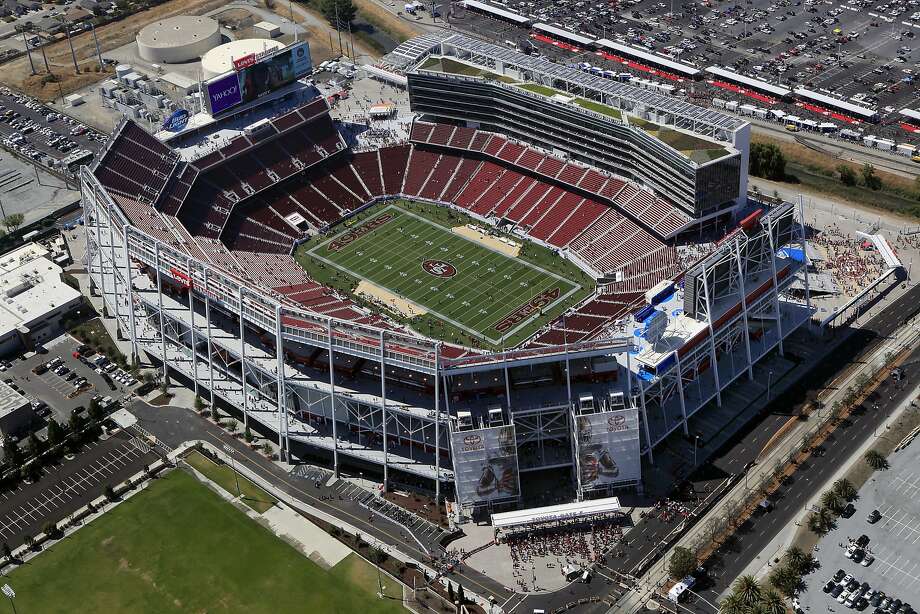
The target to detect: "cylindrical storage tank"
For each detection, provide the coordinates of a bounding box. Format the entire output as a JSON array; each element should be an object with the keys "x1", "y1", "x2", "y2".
[
  {"x1": 200, "y1": 38, "x2": 285, "y2": 79},
  {"x1": 136, "y1": 16, "x2": 221, "y2": 64}
]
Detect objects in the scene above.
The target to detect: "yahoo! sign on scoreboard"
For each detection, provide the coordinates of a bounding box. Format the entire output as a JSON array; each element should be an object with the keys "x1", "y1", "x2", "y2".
[
  {"x1": 206, "y1": 72, "x2": 243, "y2": 115},
  {"x1": 204, "y1": 42, "x2": 312, "y2": 116}
]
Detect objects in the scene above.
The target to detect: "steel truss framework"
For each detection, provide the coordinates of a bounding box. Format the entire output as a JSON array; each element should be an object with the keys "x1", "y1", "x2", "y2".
[{"x1": 81, "y1": 166, "x2": 809, "y2": 507}]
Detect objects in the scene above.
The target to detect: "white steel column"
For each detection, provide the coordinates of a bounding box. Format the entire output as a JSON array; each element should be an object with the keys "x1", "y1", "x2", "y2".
[
  {"x1": 154, "y1": 243, "x2": 168, "y2": 384},
  {"x1": 638, "y1": 377, "x2": 653, "y2": 464},
  {"x1": 700, "y1": 271, "x2": 722, "y2": 407},
  {"x1": 106, "y1": 200, "x2": 121, "y2": 328},
  {"x1": 122, "y1": 240, "x2": 137, "y2": 361},
  {"x1": 734, "y1": 242, "x2": 755, "y2": 380},
  {"x1": 275, "y1": 304, "x2": 287, "y2": 462},
  {"x1": 238, "y1": 286, "x2": 248, "y2": 433},
  {"x1": 764, "y1": 217, "x2": 785, "y2": 356},
  {"x1": 328, "y1": 319, "x2": 339, "y2": 477},
  {"x1": 186, "y1": 258, "x2": 199, "y2": 398},
  {"x1": 798, "y1": 196, "x2": 811, "y2": 314},
  {"x1": 674, "y1": 352, "x2": 689, "y2": 435},
  {"x1": 204, "y1": 268, "x2": 215, "y2": 407},
  {"x1": 380, "y1": 330, "x2": 388, "y2": 491},
  {"x1": 434, "y1": 344, "x2": 440, "y2": 503},
  {"x1": 92, "y1": 195, "x2": 107, "y2": 311}
]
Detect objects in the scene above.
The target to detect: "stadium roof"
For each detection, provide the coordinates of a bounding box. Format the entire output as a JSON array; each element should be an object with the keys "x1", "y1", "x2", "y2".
[
  {"x1": 596, "y1": 38, "x2": 700, "y2": 77},
  {"x1": 435, "y1": 35, "x2": 745, "y2": 134},
  {"x1": 491, "y1": 497, "x2": 622, "y2": 529},
  {"x1": 704, "y1": 66, "x2": 792, "y2": 98},
  {"x1": 462, "y1": 0, "x2": 530, "y2": 24},
  {"x1": 793, "y1": 87, "x2": 878, "y2": 119},
  {"x1": 900, "y1": 107, "x2": 920, "y2": 122},
  {"x1": 381, "y1": 31, "x2": 451, "y2": 70},
  {"x1": 533, "y1": 22, "x2": 596, "y2": 47}
]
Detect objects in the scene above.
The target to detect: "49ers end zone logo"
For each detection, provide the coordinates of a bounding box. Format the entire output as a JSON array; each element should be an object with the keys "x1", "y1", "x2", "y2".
[{"x1": 422, "y1": 259, "x2": 457, "y2": 278}]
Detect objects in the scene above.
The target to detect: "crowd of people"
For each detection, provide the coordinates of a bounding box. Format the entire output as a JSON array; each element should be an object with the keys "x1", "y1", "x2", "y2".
[
  {"x1": 647, "y1": 498, "x2": 692, "y2": 523},
  {"x1": 812, "y1": 224, "x2": 888, "y2": 298},
  {"x1": 503, "y1": 519, "x2": 625, "y2": 569}
]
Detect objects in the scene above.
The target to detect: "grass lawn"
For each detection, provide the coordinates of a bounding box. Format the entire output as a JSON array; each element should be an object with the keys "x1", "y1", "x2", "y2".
[
  {"x1": 331, "y1": 553, "x2": 404, "y2": 602},
  {"x1": 296, "y1": 201, "x2": 591, "y2": 348},
  {"x1": 0, "y1": 471, "x2": 408, "y2": 614},
  {"x1": 185, "y1": 450, "x2": 277, "y2": 513}
]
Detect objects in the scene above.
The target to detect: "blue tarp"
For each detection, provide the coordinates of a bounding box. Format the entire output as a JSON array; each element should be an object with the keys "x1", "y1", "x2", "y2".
[{"x1": 778, "y1": 247, "x2": 805, "y2": 262}]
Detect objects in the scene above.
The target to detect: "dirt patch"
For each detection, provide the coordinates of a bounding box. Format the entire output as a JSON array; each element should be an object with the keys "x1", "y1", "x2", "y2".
[
  {"x1": 4, "y1": 0, "x2": 228, "y2": 100},
  {"x1": 452, "y1": 225, "x2": 521, "y2": 257},
  {"x1": 356, "y1": 279, "x2": 426, "y2": 318},
  {"x1": 352, "y1": 0, "x2": 422, "y2": 42}
]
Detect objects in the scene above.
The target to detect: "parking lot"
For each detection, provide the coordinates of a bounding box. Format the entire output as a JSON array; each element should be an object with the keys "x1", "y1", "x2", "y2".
[
  {"x1": 1, "y1": 334, "x2": 139, "y2": 445},
  {"x1": 0, "y1": 430, "x2": 157, "y2": 549},
  {"x1": 449, "y1": 0, "x2": 920, "y2": 145},
  {"x1": 798, "y1": 435, "x2": 920, "y2": 613},
  {"x1": 0, "y1": 87, "x2": 103, "y2": 178}
]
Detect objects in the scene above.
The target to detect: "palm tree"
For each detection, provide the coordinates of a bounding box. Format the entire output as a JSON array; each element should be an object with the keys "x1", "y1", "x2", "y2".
[
  {"x1": 785, "y1": 546, "x2": 809, "y2": 574},
  {"x1": 833, "y1": 478, "x2": 857, "y2": 501},
  {"x1": 808, "y1": 508, "x2": 834, "y2": 535},
  {"x1": 864, "y1": 449, "x2": 888, "y2": 471},
  {"x1": 733, "y1": 574, "x2": 763, "y2": 608},
  {"x1": 759, "y1": 589, "x2": 787, "y2": 614},
  {"x1": 719, "y1": 592, "x2": 748, "y2": 614},
  {"x1": 820, "y1": 490, "x2": 844, "y2": 514}
]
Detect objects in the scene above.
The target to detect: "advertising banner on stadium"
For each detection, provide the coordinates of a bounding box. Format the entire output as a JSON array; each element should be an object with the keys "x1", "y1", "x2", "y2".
[
  {"x1": 205, "y1": 72, "x2": 243, "y2": 116},
  {"x1": 451, "y1": 425, "x2": 520, "y2": 506},
  {"x1": 575, "y1": 408, "x2": 641, "y2": 491},
  {"x1": 205, "y1": 42, "x2": 312, "y2": 116}
]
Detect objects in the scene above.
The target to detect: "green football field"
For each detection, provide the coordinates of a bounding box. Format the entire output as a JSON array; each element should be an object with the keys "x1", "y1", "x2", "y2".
[
  {"x1": 0, "y1": 470, "x2": 407, "y2": 614},
  {"x1": 304, "y1": 203, "x2": 585, "y2": 345}
]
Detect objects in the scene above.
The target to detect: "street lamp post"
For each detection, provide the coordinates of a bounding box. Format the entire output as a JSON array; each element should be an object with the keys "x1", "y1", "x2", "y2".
[
  {"x1": 2, "y1": 584, "x2": 16, "y2": 614},
  {"x1": 223, "y1": 444, "x2": 242, "y2": 499}
]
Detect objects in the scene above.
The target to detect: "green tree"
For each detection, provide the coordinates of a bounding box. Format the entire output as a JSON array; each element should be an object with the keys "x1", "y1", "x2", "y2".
[
  {"x1": 1, "y1": 542, "x2": 10, "y2": 562},
  {"x1": 3, "y1": 437, "x2": 21, "y2": 467},
  {"x1": 457, "y1": 584, "x2": 466, "y2": 605},
  {"x1": 833, "y1": 478, "x2": 857, "y2": 501},
  {"x1": 27, "y1": 432, "x2": 43, "y2": 458},
  {"x1": 759, "y1": 588, "x2": 788, "y2": 614},
  {"x1": 319, "y1": 0, "x2": 357, "y2": 29},
  {"x1": 768, "y1": 564, "x2": 801, "y2": 598},
  {"x1": 46, "y1": 418, "x2": 64, "y2": 447},
  {"x1": 2, "y1": 213, "x2": 24, "y2": 233},
  {"x1": 69, "y1": 408, "x2": 84, "y2": 435},
  {"x1": 447, "y1": 582, "x2": 455, "y2": 603},
  {"x1": 244, "y1": 425, "x2": 254, "y2": 443},
  {"x1": 749, "y1": 142, "x2": 787, "y2": 181},
  {"x1": 861, "y1": 163, "x2": 882, "y2": 190},
  {"x1": 864, "y1": 449, "x2": 888, "y2": 470},
  {"x1": 784, "y1": 546, "x2": 810, "y2": 575},
  {"x1": 719, "y1": 592, "x2": 746, "y2": 614},
  {"x1": 104, "y1": 485, "x2": 116, "y2": 501},
  {"x1": 733, "y1": 575, "x2": 762, "y2": 607},
  {"x1": 820, "y1": 489, "x2": 844, "y2": 514},
  {"x1": 808, "y1": 507, "x2": 835, "y2": 535},
  {"x1": 194, "y1": 395, "x2": 204, "y2": 411},
  {"x1": 837, "y1": 164, "x2": 857, "y2": 186},
  {"x1": 669, "y1": 546, "x2": 697, "y2": 579}
]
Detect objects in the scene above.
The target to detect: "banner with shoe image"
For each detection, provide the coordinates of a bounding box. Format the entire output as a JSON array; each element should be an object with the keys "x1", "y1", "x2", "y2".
[
  {"x1": 451, "y1": 424, "x2": 520, "y2": 506},
  {"x1": 576, "y1": 408, "x2": 641, "y2": 491}
]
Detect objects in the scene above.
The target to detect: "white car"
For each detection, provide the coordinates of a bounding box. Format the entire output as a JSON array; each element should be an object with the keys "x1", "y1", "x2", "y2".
[{"x1": 860, "y1": 554, "x2": 875, "y2": 567}]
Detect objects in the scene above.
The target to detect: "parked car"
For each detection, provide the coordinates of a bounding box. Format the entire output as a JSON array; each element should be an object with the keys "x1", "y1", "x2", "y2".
[{"x1": 867, "y1": 509, "x2": 882, "y2": 523}]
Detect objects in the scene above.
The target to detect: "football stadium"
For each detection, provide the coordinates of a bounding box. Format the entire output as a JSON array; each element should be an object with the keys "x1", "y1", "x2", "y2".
[{"x1": 82, "y1": 34, "x2": 812, "y2": 519}]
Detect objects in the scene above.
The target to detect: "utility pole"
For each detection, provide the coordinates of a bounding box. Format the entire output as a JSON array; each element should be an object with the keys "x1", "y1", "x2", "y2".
[
  {"x1": 334, "y1": 0, "x2": 343, "y2": 56},
  {"x1": 90, "y1": 22, "x2": 103, "y2": 70},
  {"x1": 39, "y1": 40, "x2": 51, "y2": 73},
  {"x1": 223, "y1": 444, "x2": 242, "y2": 498},
  {"x1": 19, "y1": 28, "x2": 36, "y2": 75},
  {"x1": 59, "y1": 16, "x2": 79, "y2": 74}
]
